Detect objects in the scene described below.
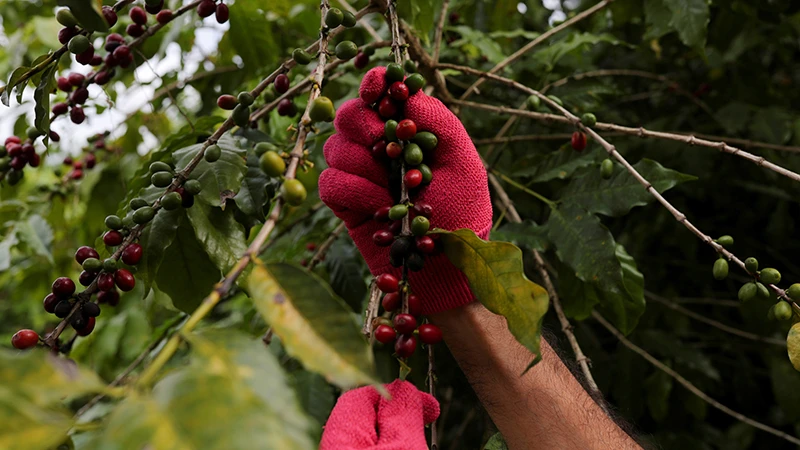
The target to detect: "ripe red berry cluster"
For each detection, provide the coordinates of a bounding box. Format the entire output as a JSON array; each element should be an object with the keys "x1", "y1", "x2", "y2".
[
  {"x1": 60, "y1": 134, "x2": 109, "y2": 181},
  {"x1": 1, "y1": 134, "x2": 43, "y2": 185},
  {"x1": 362, "y1": 64, "x2": 442, "y2": 358}
]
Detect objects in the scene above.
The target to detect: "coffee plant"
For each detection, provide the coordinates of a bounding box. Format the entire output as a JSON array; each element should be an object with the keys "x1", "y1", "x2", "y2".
[{"x1": 3, "y1": 0, "x2": 800, "y2": 448}]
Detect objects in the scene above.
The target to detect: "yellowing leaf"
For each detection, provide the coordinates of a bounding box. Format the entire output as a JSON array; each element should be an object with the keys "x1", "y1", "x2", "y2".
[{"x1": 787, "y1": 322, "x2": 800, "y2": 371}]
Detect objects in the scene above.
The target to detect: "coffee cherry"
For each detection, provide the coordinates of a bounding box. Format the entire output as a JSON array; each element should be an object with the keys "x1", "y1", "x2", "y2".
[
  {"x1": 416, "y1": 236, "x2": 435, "y2": 254},
  {"x1": 68, "y1": 35, "x2": 90, "y2": 54},
  {"x1": 335, "y1": 41, "x2": 358, "y2": 60},
  {"x1": 418, "y1": 164, "x2": 433, "y2": 184},
  {"x1": 373, "y1": 206, "x2": 391, "y2": 222},
  {"x1": 237, "y1": 92, "x2": 254, "y2": 107},
  {"x1": 382, "y1": 292, "x2": 401, "y2": 311},
  {"x1": 383, "y1": 120, "x2": 398, "y2": 142},
  {"x1": 403, "y1": 143, "x2": 424, "y2": 165},
  {"x1": 129, "y1": 6, "x2": 147, "y2": 25},
  {"x1": 184, "y1": 179, "x2": 202, "y2": 195},
  {"x1": 133, "y1": 206, "x2": 156, "y2": 224},
  {"x1": 75, "y1": 246, "x2": 99, "y2": 264},
  {"x1": 115, "y1": 269, "x2": 135, "y2": 291},
  {"x1": 341, "y1": 10, "x2": 357, "y2": 27},
  {"x1": 407, "y1": 252, "x2": 424, "y2": 271},
  {"x1": 217, "y1": 94, "x2": 237, "y2": 110},
  {"x1": 56, "y1": 8, "x2": 79, "y2": 27},
  {"x1": 76, "y1": 316, "x2": 96, "y2": 336},
  {"x1": 404, "y1": 169, "x2": 423, "y2": 188},
  {"x1": 71, "y1": 87, "x2": 89, "y2": 105},
  {"x1": 370, "y1": 140, "x2": 387, "y2": 158},
  {"x1": 354, "y1": 52, "x2": 369, "y2": 69},
  {"x1": 413, "y1": 202, "x2": 433, "y2": 218},
  {"x1": 738, "y1": 282, "x2": 757, "y2": 302},
  {"x1": 81, "y1": 301, "x2": 101, "y2": 318},
  {"x1": 745, "y1": 257, "x2": 758, "y2": 273},
  {"x1": 376, "y1": 273, "x2": 399, "y2": 293},
  {"x1": 66, "y1": 72, "x2": 85, "y2": 87},
  {"x1": 232, "y1": 104, "x2": 251, "y2": 127},
  {"x1": 546, "y1": 95, "x2": 563, "y2": 107},
  {"x1": 11, "y1": 330, "x2": 39, "y2": 350},
  {"x1": 145, "y1": 0, "x2": 163, "y2": 14},
  {"x1": 130, "y1": 198, "x2": 149, "y2": 210},
  {"x1": 756, "y1": 282, "x2": 771, "y2": 300},
  {"x1": 71, "y1": 312, "x2": 88, "y2": 331},
  {"x1": 373, "y1": 230, "x2": 394, "y2": 247},
  {"x1": 389, "y1": 82, "x2": 410, "y2": 101},
  {"x1": 405, "y1": 73, "x2": 425, "y2": 94},
  {"x1": 156, "y1": 9, "x2": 174, "y2": 24},
  {"x1": 374, "y1": 324, "x2": 396, "y2": 344},
  {"x1": 378, "y1": 97, "x2": 398, "y2": 118},
  {"x1": 58, "y1": 26, "x2": 77, "y2": 45},
  {"x1": 70, "y1": 106, "x2": 86, "y2": 124},
  {"x1": 761, "y1": 268, "x2": 781, "y2": 284},
  {"x1": 403, "y1": 59, "x2": 417, "y2": 73},
  {"x1": 775, "y1": 301, "x2": 793, "y2": 320},
  {"x1": 79, "y1": 270, "x2": 97, "y2": 287},
  {"x1": 120, "y1": 244, "x2": 142, "y2": 267},
  {"x1": 126, "y1": 23, "x2": 145, "y2": 37},
  {"x1": 276, "y1": 98, "x2": 296, "y2": 116},
  {"x1": 197, "y1": 0, "x2": 216, "y2": 17},
  {"x1": 275, "y1": 74, "x2": 290, "y2": 94},
  {"x1": 9, "y1": 157, "x2": 25, "y2": 171},
  {"x1": 526, "y1": 94, "x2": 541, "y2": 110},
  {"x1": 715, "y1": 235, "x2": 734, "y2": 247},
  {"x1": 712, "y1": 258, "x2": 728, "y2": 280},
  {"x1": 393, "y1": 313, "x2": 417, "y2": 335},
  {"x1": 600, "y1": 159, "x2": 614, "y2": 179},
  {"x1": 50, "y1": 131, "x2": 61, "y2": 142},
  {"x1": 788, "y1": 284, "x2": 800, "y2": 300},
  {"x1": 385, "y1": 63, "x2": 404, "y2": 83},
  {"x1": 52, "y1": 102, "x2": 69, "y2": 116},
  {"x1": 388, "y1": 204, "x2": 408, "y2": 220},
  {"x1": 151, "y1": 171, "x2": 173, "y2": 187},
  {"x1": 205, "y1": 144, "x2": 222, "y2": 162},
  {"x1": 419, "y1": 324, "x2": 443, "y2": 344},
  {"x1": 161, "y1": 192, "x2": 182, "y2": 210},
  {"x1": 103, "y1": 230, "x2": 124, "y2": 246},
  {"x1": 386, "y1": 142, "x2": 403, "y2": 159},
  {"x1": 258, "y1": 151, "x2": 285, "y2": 177},
  {"x1": 571, "y1": 131, "x2": 587, "y2": 151},
  {"x1": 105, "y1": 33, "x2": 125, "y2": 51},
  {"x1": 43, "y1": 293, "x2": 59, "y2": 314},
  {"x1": 101, "y1": 5, "x2": 118, "y2": 26},
  {"x1": 95, "y1": 70, "x2": 113, "y2": 85},
  {"x1": 395, "y1": 334, "x2": 417, "y2": 358},
  {"x1": 102, "y1": 258, "x2": 117, "y2": 272},
  {"x1": 71, "y1": 169, "x2": 84, "y2": 180},
  {"x1": 325, "y1": 8, "x2": 344, "y2": 28},
  {"x1": 309, "y1": 96, "x2": 336, "y2": 122},
  {"x1": 581, "y1": 112, "x2": 597, "y2": 127},
  {"x1": 97, "y1": 289, "x2": 119, "y2": 305},
  {"x1": 52, "y1": 277, "x2": 76, "y2": 298},
  {"x1": 54, "y1": 300, "x2": 72, "y2": 318},
  {"x1": 177, "y1": 187, "x2": 195, "y2": 208},
  {"x1": 282, "y1": 179, "x2": 307, "y2": 206},
  {"x1": 215, "y1": 3, "x2": 229, "y2": 23},
  {"x1": 82, "y1": 258, "x2": 102, "y2": 271},
  {"x1": 390, "y1": 237, "x2": 413, "y2": 260},
  {"x1": 396, "y1": 119, "x2": 417, "y2": 141}
]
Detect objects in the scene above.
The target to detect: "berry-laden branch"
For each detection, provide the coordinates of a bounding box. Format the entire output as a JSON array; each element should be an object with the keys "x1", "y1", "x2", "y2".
[
  {"x1": 592, "y1": 311, "x2": 800, "y2": 446},
  {"x1": 457, "y1": 0, "x2": 613, "y2": 101},
  {"x1": 436, "y1": 63, "x2": 800, "y2": 308},
  {"x1": 438, "y1": 64, "x2": 800, "y2": 185}
]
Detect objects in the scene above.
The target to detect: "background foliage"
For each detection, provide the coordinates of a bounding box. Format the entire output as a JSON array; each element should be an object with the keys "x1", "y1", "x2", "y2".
[{"x1": 2, "y1": 0, "x2": 800, "y2": 448}]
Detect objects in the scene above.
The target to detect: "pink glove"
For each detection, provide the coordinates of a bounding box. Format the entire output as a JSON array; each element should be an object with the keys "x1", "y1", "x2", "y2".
[
  {"x1": 319, "y1": 67, "x2": 492, "y2": 314},
  {"x1": 320, "y1": 380, "x2": 440, "y2": 450}
]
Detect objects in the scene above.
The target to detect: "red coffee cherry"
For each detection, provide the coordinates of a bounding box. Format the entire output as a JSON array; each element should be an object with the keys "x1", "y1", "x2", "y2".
[
  {"x1": 57, "y1": 77, "x2": 72, "y2": 92},
  {"x1": 79, "y1": 270, "x2": 97, "y2": 287},
  {"x1": 43, "y1": 293, "x2": 59, "y2": 313},
  {"x1": 95, "y1": 70, "x2": 113, "y2": 85},
  {"x1": 97, "y1": 289, "x2": 119, "y2": 305},
  {"x1": 395, "y1": 119, "x2": 417, "y2": 140},
  {"x1": 84, "y1": 153, "x2": 97, "y2": 169},
  {"x1": 404, "y1": 169, "x2": 422, "y2": 189},
  {"x1": 395, "y1": 334, "x2": 417, "y2": 358},
  {"x1": 11, "y1": 329, "x2": 39, "y2": 349},
  {"x1": 90, "y1": 55, "x2": 103, "y2": 66},
  {"x1": 29, "y1": 153, "x2": 41, "y2": 168},
  {"x1": 415, "y1": 236, "x2": 435, "y2": 254},
  {"x1": 571, "y1": 131, "x2": 587, "y2": 151},
  {"x1": 70, "y1": 106, "x2": 86, "y2": 124},
  {"x1": 275, "y1": 73, "x2": 290, "y2": 93},
  {"x1": 129, "y1": 6, "x2": 147, "y2": 25},
  {"x1": 75, "y1": 246, "x2": 99, "y2": 264},
  {"x1": 389, "y1": 82, "x2": 409, "y2": 101},
  {"x1": 376, "y1": 273, "x2": 399, "y2": 293},
  {"x1": 58, "y1": 27, "x2": 78, "y2": 44},
  {"x1": 145, "y1": 0, "x2": 163, "y2": 14},
  {"x1": 277, "y1": 98, "x2": 296, "y2": 116},
  {"x1": 381, "y1": 292, "x2": 400, "y2": 311},
  {"x1": 126, "y1": 23, "x2": 145, "y2": 37},
  {"x1": 68, "y1": 72, "x2": 85, "y2": 86},
  {"x1": 49, "y1": 131, "x2": 61, "y2": 142},
  {"x1": 354, "y1": 52, "x2": 369, "y2": 69},
  {"x1": 52, "y1": 277, "x2": 76, "y2": 298},
  {"x1": 103, "y1": 230, "x2": 124, "y2": 246},
  {"x1": 371, "y1": 140, "x2": 387, "y2": 158},
  {"x1": 6, "y1": 143, "x2": 21, "y2": 157},
  {"x1": 393, "y1": 313, "x2": 417, "y2": 335},
  {"x1": 76, "y1": 316, "x2": 96, "y2": 337},
  {"x1": 374, "y1": 324, "x2": 397, "y2": 344},
  {"x1": 105, "y1": 33, "x2": 125, "y2": 51},
  {"x1": 373, "y1": 230, "x2": 394, "y2": 247},
  {"x1": 378, "y1": 97, "x2": 397, "y2": 118},
  {"x1": 115, "y1": 269, "x2": 135, "y2": 291},
  {"x1": 156, "y1": 9, "x2": 174, "y2": 24},
  {"x1": 418, "y1": 324, "x2": 443, "y2": 344},
  {"x1": 71, "y1": 87, "x2": 89, "y2": 104},
  {"x1": 388, "y1": 220, "x2": 402, "y2": 235},
  {"x1": 73, "y1": 161, "x2": 83, "y2": 170},
  {"x1": 121, "y1": 243, "x2": 143, "y2": 265},
  {"x1": 5, "y1": 136, "x2": 21, "y2": 146},
  {"x1": 412, "y1": 201, "x2": 433, "y2": 218},
  {"x1": 75, "y1": 47, "x2": 95, "y2": 65},
  {"x1": 373, "y1": 206, "x2": 391, "y2": 222},
  {"x1": 197, "y1": 0, "x2": 217, "y2": 18},
  {"x1": 102, "y1": 6, "x2": 118, "y2": 27},
  {"x1": 71, "y1": 169, "x2": 84, "y2": 180},
  {"x1": 217, "y1": 94, "x2": 238, "y2": 110},
  {"x1": 215, "y1": 3, "x2": 229, "y2": 23},
  {"x1": 9, "y1": 157, "x2": 25, "y2": 171},
  {"x1": 385, "y1": 142, "x2": 402, "y2": 159},
  {"x1": 408, "y1": 294, "x2": 422, "y2": 317}
]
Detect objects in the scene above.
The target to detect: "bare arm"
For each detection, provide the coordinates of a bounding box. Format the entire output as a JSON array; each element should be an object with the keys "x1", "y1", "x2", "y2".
[{"x1": 430, "y1": 302, "x2": 641, "y2": 450}]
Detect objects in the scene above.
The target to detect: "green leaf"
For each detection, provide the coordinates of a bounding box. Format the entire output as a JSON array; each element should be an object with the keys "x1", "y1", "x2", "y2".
[
  {"x1": 33, "y1": 64, "x2": 57, "y2": 138},
  {"x1": 558, "y1": 159, "x2": 695, "y2": 217},
  {"x1": 533, "y1": 32, "x2": 622, "y2": 72},
  {"x1": 186, "y1": 203, "x2": 247, "y2": 272},
  {"x1": 399, "y1": 0, "x2": 438, "y2": 45},
  {"x1": 326, "y1": 239, "x2": 368, "y2": 311},
  {"x1": 449, "y1": 26, "x2": 506, "y2": 64},
  {"x1": 664, "y1": 0, "x2": 709, "y2": 50},
  {"x1": 291, "y1": 370, "x2": 335, "y2": 429},
  {"x1": 512, "y1": 147, "x2": 600, "y2": 183},
  {"x1": 0, "y1": 229, "x2": 17, "y2": 271},
  {"x1": 228, "y1": 2, "x2": 276, "y2": 70},
  {"x1": 233, "y1": 155, "x2": 269, "y2": 219},
  {"x1": 246, "y1": 260, "x2": 379, "y2": 389},
  {"x1": 0, "y1": 389, "x2": 72, "y2": 450},
  {"x1": 173, "y1": 135, "x2": 247, "y2": 208},
  {"x1": 435, "y1": 228, "x2": 549, "y2": 370},
  {"x1": 644, "y1": 367, "x2": 673, "y2": 421},
  {"x1": 16, "y1": 215, "x2": 53, "y2": 263},
  {"x1": 2, "y1": 66, "x2": 31, "y2": 106},
  {"x1": 492, "y1": 221, "x2": 548, "y2": 250},
  {"x1": 56, "y1": 0, "x2": 109, "y2": 32},
  {"x1": 483, "y1": 432, "x2": 509, "y2": 450}
]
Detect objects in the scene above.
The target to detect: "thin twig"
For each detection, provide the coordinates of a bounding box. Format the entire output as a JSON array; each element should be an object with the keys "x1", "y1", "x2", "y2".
[
  {"x1": 428, "y1": 343, "x2": 438, "y2": 450},
  {"x1": 647, "y1": 292, "x2": 786, "y2": 347},
  {"x1": 432, "y1": 0, "x2": 450, "y2": 64},
  {"x1": 593, "y1": 311, "x2": 800, "y2": 446},
  {"x1": 307, "y1": 221, "x2": 346, "y2": 270},
  {"x1": 362, "y1": 283, "x2": 382, "y2": 337},
  {"x1": 673, "y1": 297, "x2": 741, "y2": 308},
  {"x1": 458, "y1": 0, "x2": 612, "y2": 100}
]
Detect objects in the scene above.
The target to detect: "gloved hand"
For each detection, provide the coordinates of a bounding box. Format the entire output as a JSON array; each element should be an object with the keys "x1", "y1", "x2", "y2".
[
  {"x1": 319, "y1": 67, "x2": 492, "y2": 315},
  {"x1": 320, "y1": 380, "x2": 440, "y2": 450}
]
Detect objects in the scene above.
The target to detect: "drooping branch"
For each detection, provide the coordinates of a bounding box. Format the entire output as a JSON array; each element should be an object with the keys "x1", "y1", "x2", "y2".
[
  {"x1": 458, "y1": 0, "x2": 613, "y2": 100},
  {"x1": 432, "y1": 0, "x2": 450, "y2": 64},
  {"x1": 593, "y1": 311, "x2": 800, "y2": 446}
]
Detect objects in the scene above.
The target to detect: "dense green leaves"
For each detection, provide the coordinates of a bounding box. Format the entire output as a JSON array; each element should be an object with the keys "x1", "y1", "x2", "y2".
[
  {"x1": 491, "y1": 221, "x2": 548, "y2": 250},
  {"x1": 247, "y1": 261, "x2": 378, "y2": 389},
  {"x1": 436, "y1": 228, "x2": 549, "y2": 369},
  {"x1": 234, "y1": 155, "x2": 270, "y2": 219},
  {"x1": 512, "y1": 147, "x2": 600, "y2": 183},
  {"x1": 32, "y1": 64, "x2": 56, "y2": 136},
  {"x1": 645, "y1": 0, "x2": 709, "y2": 51},
  {"x1": 173, "y1": 135, "x2": 247, "y2": 208}
]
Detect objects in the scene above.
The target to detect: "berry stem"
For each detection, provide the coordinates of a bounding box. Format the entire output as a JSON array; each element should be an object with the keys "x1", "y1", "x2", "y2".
[
  {"x1": 307, "y1": 221, "x2": 346, "y2": 270},
  {"x1": 427, "y1": 343, "x2": 438, "y2": 449},
  {"x1": 362, "y1": 282, "x2": 382, "y2": 337}
]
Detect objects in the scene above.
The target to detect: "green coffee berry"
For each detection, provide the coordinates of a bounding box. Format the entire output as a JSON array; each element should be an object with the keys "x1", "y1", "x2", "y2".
[
  {"x1": 133, "y1": 206, "x2": 156, "y2": 224},
  {"x1": 0, "y1": 146, "x2": 7, "y2": 158},
  {"x1": 712, "y1": 258, "x2": 728, "y2": 280},
  {"x1": 738, "y1": 282, "x2": 757, "y2": 302},
  {"x1": 411, "y1": 216, "x2": 430, "y2": 236},
  {"x1": 388, "y1": 204, "x2": 408, "y2": 220},
  {"x1": 282, "y1": 179, "x2": 307, "y2": 206},
  {"x1": 760, "y1": 268, "x2": 781, "y2": 284},
  {"x1": 0, "y1": 158, "x2": 8, "y2": 170},
  {"x1": 403, "y1": 143, "x2": 424, "y2": 165},
  {"x1": 325, "y1": 8, "x2": 344, "y2": 28},
  {"x1": 716, "y1": 235, "x2": 734, "y2": 247},
  {"x1": 238, "y1": 92, "x2": 255, "y2": 107},
  {"x1": 526, "y1": 94, "x2": 540, "y2": 110},
  {"x1": 232, "y1": 104, "x2": 250, "y2": 127},
  {"x1": 254, "y1": 142, "x2": 276, "y2": 157},
  {"x1": 413, "y1": 132, "x2": 437, "y2": 152},
  {"x1": 82, "y1": 258, "x2": 102, "y2": 271},
  {"x1": 335, "y1": 41, "x2": 358, "y2": 60},
  {"x1": 362, "y1": 45, "x2": 376, "y2": 56},
  {"x1": 7, "y1": 170, "x2": 22, "y2": 185},
  {"x1": 403, "y1": 60, "x2": 417, "y2": 73},
  {"x1": 767, "y1": 304, "x2": 776, "y2": 321},
  {"x1": 105, "y1": 215, "x2": 123, "y2": 230},
  {"x1": 405, "y1": 73, "x2": 425, "y2": 94},
  {"x1": 26, "y1": 127, "x2": 41, "y2": 140},
  {"x1": 122, "y1": 216, "x2": 135, "y2": 228},
  {"x1": 600, "y1": 159, "x2": 613, "y2": 179},
  {"x1": 161, "y1": 192, "x2": 182, "y2": 210},
  {"x1": 745, "y1": 257, "x2": 758, "y2": 273},
  {"x1": 385, "y1": 120, "x2": 398, "y2": 141},
  {"x1": 546, "y1": 95, "x2": 563, "y2": 107},
  {"x1": 775, "y1": 301, "x2": 793, "y2": 320},
  {"x1": 292, "y1": 48, "x2": 313, "y2": 65},
  {"x1": 341, "y1": 10, "x2": 357, "y2": 27},
  {"x1": 68, "y1": 35, "x2": 90, "y2": 54},
  {"x1": 130, "y1": 198, "x2": 148, "y2": 210},
  {"x1": 184, "y1": 179, "x2": 202, "y2": 195},
  {"x1": 260, "y1": 151, "x2": 286, "y2": 177},
  {"x1": 386, "y1": 63, "x2": 404, "y2": 84},
  {"x1": 56, "y1": 8, "x2": 79, "y2": 27},
  {"x1": 581, "y1": 113, "x2": 597, "y2": 127},
  {"x1": 309, "y1": 96, "x2": 335, "y2": 122},
  {"x1": 151, "y1": 171, "x2": 173, "y2": 188},
  {"x1": 788, "y1": 284, "x2": 800, "y2": 300},
  {"x1": 205, "y1": 144, "x2": 222, "y2": 163},
  {"x1": 756, "y1": 282, "x2": 771, "y2": 300},
  {"x1": 103, "y1": 258, "x2": 117, "y2": 272},
  {"x1": 149, "y1": 161, "x2": 172, "y2": 174},
  {"x1": 418, "y1": 164, "x2": 432, "y2": 184}
]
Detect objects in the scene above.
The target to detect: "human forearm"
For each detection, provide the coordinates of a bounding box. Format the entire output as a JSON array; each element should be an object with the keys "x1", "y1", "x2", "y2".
[{"x1": 429, "y1": 302, "x2": 640, "y2": 450}]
